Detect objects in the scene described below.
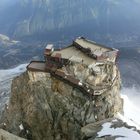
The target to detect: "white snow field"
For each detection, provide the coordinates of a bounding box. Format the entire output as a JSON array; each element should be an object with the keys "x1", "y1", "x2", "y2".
[{"x1": 98, "y1": 87, "x2": 140, "y2": 139}]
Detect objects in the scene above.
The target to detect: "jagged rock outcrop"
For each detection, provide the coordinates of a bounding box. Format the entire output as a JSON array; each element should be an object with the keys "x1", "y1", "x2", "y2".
[{"x1": 0, "y1": 62, "x2": 123, "y2": 140}]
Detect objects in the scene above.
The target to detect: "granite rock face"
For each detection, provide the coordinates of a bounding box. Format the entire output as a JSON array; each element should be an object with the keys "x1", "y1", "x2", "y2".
[{"x1": 0, "y1": 62, "x2": 123, "y2": 140}]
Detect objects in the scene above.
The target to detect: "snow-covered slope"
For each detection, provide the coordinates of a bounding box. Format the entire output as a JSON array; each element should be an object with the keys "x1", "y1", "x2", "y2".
[
  {"x1": 0, "y1": 64, "x2": 27, "y2": 81},
  {"x1": 98, "y1": 121, "x2": 140, "y2": 140},
  {"x1": 0, "y1": 64, "x2": 27, "y2": 115},
  {"x1": 96, "y1": 88, "x2": 140, "y2": 140},
  {"x1": 120, "y1": 94, "x2": 140, "y2": 129}
]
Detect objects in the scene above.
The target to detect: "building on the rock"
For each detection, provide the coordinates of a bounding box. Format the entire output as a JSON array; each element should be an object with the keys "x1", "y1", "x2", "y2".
[{"x1": 27, "y1": 37, "x2": 119, "y2": 97}]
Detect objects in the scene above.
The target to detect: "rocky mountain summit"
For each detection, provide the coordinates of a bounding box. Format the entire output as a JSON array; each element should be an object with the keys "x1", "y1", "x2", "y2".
[
  {"x1": 0, "y1": 38, "x2": 123, "y2": 140},
  {"x1": 0, "y1": 64, "x2": 122, "y2": 139}
]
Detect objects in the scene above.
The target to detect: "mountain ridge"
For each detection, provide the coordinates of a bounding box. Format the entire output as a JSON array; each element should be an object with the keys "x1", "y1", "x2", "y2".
[{"x1": 1, "y1": 0, "x2": 140, "y2": 41}]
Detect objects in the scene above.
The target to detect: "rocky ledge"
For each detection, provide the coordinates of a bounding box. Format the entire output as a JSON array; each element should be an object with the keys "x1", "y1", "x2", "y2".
[{"x1": 0, "y1": 61, "x2": 123, "y2": 140}]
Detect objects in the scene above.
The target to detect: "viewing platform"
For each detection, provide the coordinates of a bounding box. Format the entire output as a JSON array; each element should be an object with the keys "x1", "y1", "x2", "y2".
[{"x1": 27, "y1": 61, "x2": 46, "y2": 72}]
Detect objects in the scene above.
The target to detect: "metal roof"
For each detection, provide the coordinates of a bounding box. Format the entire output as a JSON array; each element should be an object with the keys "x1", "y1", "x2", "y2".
[
  {"x1": 50, "y1": 37, "x2": 117, "y2": 64},
  {"x1": 74, "y1": 38, "x2": 112, "y2": 53}
]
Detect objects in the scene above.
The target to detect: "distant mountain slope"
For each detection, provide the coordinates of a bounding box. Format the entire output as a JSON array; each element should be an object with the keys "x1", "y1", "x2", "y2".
[
  {"x1": 1, "y1": 0, "x2": 140, "y2": 41},
  {"x1": 0, "y1": 33, "x2": 44, "y2": 69},
  {"x1": 118, "y1": 46, "x2": 140, "y2": 88}
]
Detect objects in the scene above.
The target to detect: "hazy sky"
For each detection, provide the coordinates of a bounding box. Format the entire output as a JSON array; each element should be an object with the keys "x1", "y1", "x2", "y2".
[{"x1": 0, "y1": 0, "x2": 18, "y2": 7}]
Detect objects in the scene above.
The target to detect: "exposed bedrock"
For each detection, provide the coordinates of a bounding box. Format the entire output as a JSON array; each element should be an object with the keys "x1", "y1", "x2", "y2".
[{"x1": 0, "y1": 62, "x2": 123, "y2": 140}]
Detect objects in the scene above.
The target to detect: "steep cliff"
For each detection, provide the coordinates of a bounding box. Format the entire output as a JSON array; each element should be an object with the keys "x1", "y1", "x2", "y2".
[{"x1": 0, "y1": 60, "x2": 123, "y2": 140}]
